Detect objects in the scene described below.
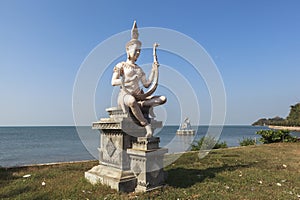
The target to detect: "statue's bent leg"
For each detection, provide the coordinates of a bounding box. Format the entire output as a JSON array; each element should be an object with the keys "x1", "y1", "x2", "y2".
[
  {"x1": 143, "y1": 96, "x2": 167, "y2": 107},
  {"x1": 124, "y1": 94, "x2": 153, "y2": 138},
  {"x1": 124, "y1": 94, "x2": 148, "y2": 126}
]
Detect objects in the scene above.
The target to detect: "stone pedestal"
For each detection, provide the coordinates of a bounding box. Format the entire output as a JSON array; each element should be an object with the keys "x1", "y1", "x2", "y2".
[
  {"x1": 85, "y1": 165, "x2": 136, "y2": 192},
  {"x1": 84, "y1": 126, "x2": 136, "y2": 192},
  {"x1": 127, "y1": 137, "x2": 168, "y2": 192},
  {"x1": 85, "y1": 107, "x2": 167, "y2": 193}
]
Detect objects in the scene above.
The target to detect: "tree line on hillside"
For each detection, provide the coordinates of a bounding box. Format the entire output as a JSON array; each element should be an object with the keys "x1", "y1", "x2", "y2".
[{"x1": 252, "y1": 103, "x2": 300, "y2": 126}]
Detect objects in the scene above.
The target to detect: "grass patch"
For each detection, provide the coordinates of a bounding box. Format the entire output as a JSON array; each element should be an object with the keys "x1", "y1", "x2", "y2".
[
  {"x1": 239, "y1": 137, "x2": 257, "y2": 146},
  {"x1": 191, "y1": 136, "x2": 228, "y2": 151},
  {"x1": 1, "y1": 143, "x2": 300, "y2": 199}
]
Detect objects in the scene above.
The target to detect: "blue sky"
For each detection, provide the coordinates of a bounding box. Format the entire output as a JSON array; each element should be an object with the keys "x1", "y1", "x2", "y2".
[{"x1": 1, "y1": 0, "x2": 300, "y2": 126}]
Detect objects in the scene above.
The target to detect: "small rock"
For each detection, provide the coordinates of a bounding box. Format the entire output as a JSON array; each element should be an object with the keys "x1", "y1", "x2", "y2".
[
  {"x1": 276, "y1": 183, "x2": 282, "y2": 187},
  {"x1": 281, "y1": 179, "x2": 287, "y2": 183},
  {"x1": 42, "y1": 181, "x2": 46, "y2": 186},
  {"x1": 238, "y1": 171, "x2": 243, "y2": 177},
  {"x1": 225, "y1": 186, "x2": 230, "y2": 190},
  {"x1": 22, "y1": 174, "x2": 31, "y2": 178},
  {"x1": 258, "y1": 180, "x2": 263, "y2": 184},
  {"x1": 282, "y1": 164, "x2": 287, "y2": 168}
]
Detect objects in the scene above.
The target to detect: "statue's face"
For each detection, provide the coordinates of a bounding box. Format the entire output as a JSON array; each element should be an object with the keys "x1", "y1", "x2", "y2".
[{"x1": 127, "y1": 44, "x2": 140, "y2": 62}]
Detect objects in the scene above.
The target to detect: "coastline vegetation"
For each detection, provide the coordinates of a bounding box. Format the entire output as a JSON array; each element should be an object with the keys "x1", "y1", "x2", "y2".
[
  {"x1": 239, "y1": 137, "x2": 257, "y2": 146},
  {"x1": 252, "y1": 102, "x2": 300, "y2": 126},
  {"x1": 256, "y1": 129, "x2": 299, "y2": 144},
  {"x1": 1, "y1": 143, "x2": 299, "y2": 199}
]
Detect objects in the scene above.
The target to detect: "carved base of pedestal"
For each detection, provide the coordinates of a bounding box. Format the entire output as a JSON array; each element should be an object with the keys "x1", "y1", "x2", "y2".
[
  {"x1": 85, "y1": 164, "x2": 137, "y2": 193},
  {"x1": 132, "y1": 137, "x2": 160, "y2": 150},
  {"x1": 127, "y1": 137, "x2": 168, "y2": 193}
]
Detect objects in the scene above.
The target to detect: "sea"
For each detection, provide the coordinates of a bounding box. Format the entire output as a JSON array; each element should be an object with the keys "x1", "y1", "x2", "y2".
[{"x1": 1, "y1": 126, "x2": 299, "y2": 167}]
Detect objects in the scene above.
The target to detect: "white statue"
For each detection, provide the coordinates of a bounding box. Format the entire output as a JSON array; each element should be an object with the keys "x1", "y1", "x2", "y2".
[
  {"x1": 181, "y1": 117, "x2": 192, "y2": 130},
  {"x1": 111, "y1": 21, "x2": 166, "y2": 138}
]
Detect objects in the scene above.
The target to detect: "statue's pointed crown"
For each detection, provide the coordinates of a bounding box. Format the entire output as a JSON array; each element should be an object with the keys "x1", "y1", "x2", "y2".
[
  {"x1": 131, "y1": 20, "x2": 139, "y2": 40},
  {"x1": 126, "y1": 20, "x2": 141, "y2": 49}
]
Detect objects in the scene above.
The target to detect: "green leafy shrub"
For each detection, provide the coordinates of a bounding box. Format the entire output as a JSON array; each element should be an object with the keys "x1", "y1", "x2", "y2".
[
  {"x1": 256, "y1": 129, "x2": 298, "y2": 144},
  {"x1": 214, "y1": 141, "x2": 228, "y2": 149},
  {"x1": 239, "y1": 137, "x2": 256, "y2": 146},
  {"x1": 191, "y1": 136, "x2": 228, "y2": 151}
]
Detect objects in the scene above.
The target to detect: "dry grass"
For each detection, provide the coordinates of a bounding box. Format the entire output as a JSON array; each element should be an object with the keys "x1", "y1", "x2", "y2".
[{"x1": 1, "y1": 143, "x2": 299, "y2": 199}]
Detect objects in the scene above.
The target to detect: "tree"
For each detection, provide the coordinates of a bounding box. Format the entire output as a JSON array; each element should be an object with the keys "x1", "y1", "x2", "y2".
[
  {"x1": 256, "y1": 129, "x2": 298, "y2": 144},
  {"x1": 252, "y1": 102, "x2": 300, "y2": 126},
  {"x1": 286, "y1": 103, "x2": 300, "y2": 126}
]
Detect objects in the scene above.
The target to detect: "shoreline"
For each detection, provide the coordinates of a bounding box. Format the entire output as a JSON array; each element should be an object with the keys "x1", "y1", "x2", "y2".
[
  {"x1": 2, "y1": 159, "x2": 97, "y2": 169},
  {"x1": 268, "y1": 125, "x2": 300, "y2": 132}
]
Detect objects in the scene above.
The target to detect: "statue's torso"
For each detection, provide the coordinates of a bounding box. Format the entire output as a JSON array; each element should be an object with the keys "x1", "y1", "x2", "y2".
[{"x1": 119, "y1": 62, "x2": 144, "y2": 95}]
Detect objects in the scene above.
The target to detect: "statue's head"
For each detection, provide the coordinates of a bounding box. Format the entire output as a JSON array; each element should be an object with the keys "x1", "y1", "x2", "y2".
[{"x1": 126, "y1": 21, "x2": 142, "y2": 62}]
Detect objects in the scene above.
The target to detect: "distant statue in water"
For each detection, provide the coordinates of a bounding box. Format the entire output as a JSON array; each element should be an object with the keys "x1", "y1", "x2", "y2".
[
  {"x1": 181, "y1": 117, "x2": 192, "y2": 130},
  {"x1": 111, "y1": 21, "x2": 167, "y2": 138},
  {"x1": 177, "y1": 117, "x2": 195, "y2": 135}
]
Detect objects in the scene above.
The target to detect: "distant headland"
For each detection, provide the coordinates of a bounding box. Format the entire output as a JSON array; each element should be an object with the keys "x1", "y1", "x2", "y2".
[{"x1": 252, "y1": 103, "x2": 300, "y2": 130}]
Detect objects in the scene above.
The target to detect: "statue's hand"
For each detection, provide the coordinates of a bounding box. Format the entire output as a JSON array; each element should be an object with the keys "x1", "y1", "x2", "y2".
[{"x1": 152, "y1": 62, "x2": 159, "y2": 71}]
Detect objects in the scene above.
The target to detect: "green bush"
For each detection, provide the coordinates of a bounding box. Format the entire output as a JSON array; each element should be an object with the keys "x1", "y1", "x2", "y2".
[
  {"x1": 256, "y1": 129, "x2": 298, "y2": 144},
  {"x1": 214, "y1": 141, "x2": 228, "y2": 149},
  {"x1": 191, "y1": 136, "x2": 228, "y2": 151},
  {"x1": 239, "y1": 137, "x2": 256, "y2": 146}
]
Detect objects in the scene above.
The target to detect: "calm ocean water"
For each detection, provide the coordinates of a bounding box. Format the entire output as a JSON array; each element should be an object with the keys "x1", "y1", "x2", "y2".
[{"x1": 1, "y1": 126, "x2": 299, "y2": 167}]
